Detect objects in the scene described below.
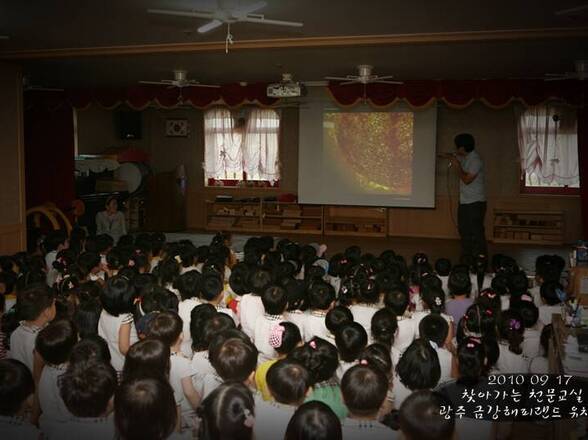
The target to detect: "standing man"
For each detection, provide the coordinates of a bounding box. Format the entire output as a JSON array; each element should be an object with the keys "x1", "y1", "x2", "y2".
[{"x1": 447, "y1": 133, "x2": 487, "y2": 258}]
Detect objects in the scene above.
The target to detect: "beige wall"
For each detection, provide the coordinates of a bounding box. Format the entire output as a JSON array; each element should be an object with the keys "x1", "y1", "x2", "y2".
[
  {"x1": 76, "y1": 100, "x2": 581, "y2": 241},
  {"x1": 0, "y1": 63, "x2": 26, "y2": 253}
]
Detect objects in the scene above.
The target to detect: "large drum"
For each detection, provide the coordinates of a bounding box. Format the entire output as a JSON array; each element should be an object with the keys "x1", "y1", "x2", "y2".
[{"x1": 114, "y1": 162, "x2": 151, "y2": 194}]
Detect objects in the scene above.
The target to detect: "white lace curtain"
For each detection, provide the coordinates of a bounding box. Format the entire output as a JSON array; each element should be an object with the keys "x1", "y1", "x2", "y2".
[
  {"x1": 204, "y1": 107, "x2": 280, "y2": 182},
  {"x1": 517, "y1": 104, "x2": 579, "y2": 187}
]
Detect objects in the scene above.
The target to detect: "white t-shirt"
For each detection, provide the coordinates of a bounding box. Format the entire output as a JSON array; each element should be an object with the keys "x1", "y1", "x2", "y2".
[
  {"x1": 284, "y1": 310, "x2": 307, "y2": 342},
  {"x1": 0, "y1": 415, "x2": 41, "y2": 440},
  {"x1": 336, "y1": 360, "x2": 356, "y2": 382},
  {"x1": 39, "y1": 364, "x2": 70, "y2": 430},
  {"x1": 170, "y1": 353, "x2": 195, "y2": 413},
  {"x1": 538, "y1": 304, "x2": 563, "y2": 326},
  {"x1": 97, "y1": 310, "x2": 138, "y2": 372},
  {"x1": 528, "y1": 356, "x2": 549, "y2": 374},
  {"x1": 9, "y1": 321, "x2": 45, "y2": 372},
  {"x1": 458, "y1": 149, "x2": 485, "y2": 204},
  {"x1": 436, "y1": 347, "x2": 453, "y2": 385},
  {"x1": 239, "y1": 294, "x2": 265, "y2": 338},
  {"x1": 178, "y1": 298, "x2": 202, "y2": 358},
  {"x1": 47, "y1": 415, "x2": 115, "y2": 440},
  {"x1": 253, "y1": 394, "x2": 296, "y2": 440},
  {"x1": 439, "y1": 275, "x2": 450, "y2": 296},
  {"x1": 253, "y1": 314, "x2": 284, "y2": 363},
  {"x1": 191, "y1": 351, "x2": 214, "y2": 397},
  {"x1": 495, "y1": 342, "x2": 528, "y2": 374},
  {"x1": 349, "y1": 304, "x2": 379, "y2": 343},
  {"x1": 522, "y1": 327, "x2": 541, "y2": 359},
  {"x1": 201, "y1": 372, "x2": 223, "y2": 399},
  {"x1": 180, "y1": 265, "x2": 198, "y2": 275},
  {"x1": 393, "y1": 316, "x2": 416, "y2": 354},
  {"x1": 341, "y1": 417, "x2": 398, "y2": 440},
  {"x1": 469, "y1": 273, "x2": 493, "y2": 298},
  {"x1": 301, "y1": 312, "x2": 330, "y2": 343},
  {"x1": 529, "y1": 285, "x2": 541, "y2": 305},
  {"x1": 500, "y1": 295, "x2": 510, "y2": 311},
  {"x1": 392, "y1": 375, "x2": 413, "y2": 409}
]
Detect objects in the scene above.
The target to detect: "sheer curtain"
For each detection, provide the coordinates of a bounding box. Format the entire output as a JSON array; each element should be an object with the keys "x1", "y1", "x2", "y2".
[
  {"x1": 204, "y1": 107, "x2": 243, "y2": 180},
  {"x1": 243, "y1": 108, "x2": 281, "y2": 182},
  {"x1": 517, "y1": 104, "x2": 579, "y2": 187}
]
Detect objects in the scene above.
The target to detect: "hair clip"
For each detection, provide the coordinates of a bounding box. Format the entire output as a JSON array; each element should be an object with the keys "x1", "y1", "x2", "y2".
[
  {"x1": 520, "y1": 294, "x2": 533, "y2": 303},
  {"x1": 128, "y1": 260, "x2": 135, "y2": 267},
  {"x1": 429, "y1": 340, "x2": 438, "y2": 350},
  {"x1": 174, "y1": 255, "x2": 182, "y2": 264},
  {"x1": 359, "y1": 359, "x2": 368, "y2": 366},
  {"x1": 509, "y1": 319, "x2": 521, "y2": 331},
  {"x1": 309, "y1": 340, "x2": 317, "y2": 350},
  {"x1": 268, "y1": 324, "x2": 285, "y2": 348},
  {"x1": 556, "y1": 288, "x2": 567, "y2": 303},
  {"x1": 340, "y1": 258, "x2": 348, "y2": 265},
  {"x1": 466, "y1": 342, "x2": 475, "y2": 348},
  {"x1": 243, "y1": 408, "x2": 255, "y2": 428},
  {"x1": 434, "y1": 296, "x2": 442, "y2": 306},
  {"x1": 485, "y1": 309, "x2": 493, "y2": 316}
]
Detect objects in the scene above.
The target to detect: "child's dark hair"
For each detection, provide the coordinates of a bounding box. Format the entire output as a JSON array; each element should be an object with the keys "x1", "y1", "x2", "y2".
[
  {"x1": 358, "y1": 344, "x2": 393, "y2": 377},
  {"x1": 115, "y1": 378, "x2": 177, "y2": 440},
  {"x1": 448, "y1": 270, "x2": 471, "y2": 297},
  {"x1": 198, "y1": 382, "x2": 255, "y2": 440},
  {"x1": 60, "y1": 360, "x2": 117, "y2": 417},
  {"x1": 358, "y1": 279, "x2": 379, "y2": 304},
  {"x1": 341, "y1": 364, "x2": 388, "y2": 417},
  {"x1": 200, "y1": 273, "x2": 223, "y2": 302},
  {"x1": 157, "y1": 258, "x2": 180, "y2": 286},
  {"x1": 540, "y1": 324, "x2": 553, "y2": 356},
  {"x1": 508, "y1": 271, "x2": 529, "y2": 298},
  {"x1": 383, "y1": 287, "x2": 409, "y2": 316},
  {"x1": 267, "y1": 359, "x2": 310, "y2": 405},
  {"x1": 0, "y1": 359, "x2": 35, "y2": 415},
  {"x1": 457, "y1": 336, "x2": 486, "y2": 386},
  {"x1": 123, "y1": 338, "x2": 171, "y2": 382},
  {"x1": 335, "y1": 322, "x2": 368, "y2": 362},
  {"x1": 100, "y1": 275, "x2": 136, "y2": 317},
  {"x1": 325, "y1": 306, "x2": 353, "y2": 335},
  {"x1": 229, "y1": 263, "x2": 251, "y2": 296},
  {"x1": 435, "y1": 258, "x2": 452, "y2": 277},
  {"x1": 147, "y1": 311, "x2": 183, "y2": 347},
  {"x1": 461, "y1": 303, "x2": 496, "y2": 339},
  {"x1": 74, "y1": 295, "x2": 102, "y2": 339},
  {"x1": 399, "y1": 390, "x2": 455, "y2": 440},
  {"x1": 308, "y1": 281, "x2": 335, "y2": 310},
  {"x1": 270, "y1": 322, "x2": 301, "y2": 355},
  {"x1": 499, "y1": 309, "x2": 524, "y2": 355},
  {"x1": 540, "y1": 280, "x2": 566, "y2": 306},
  {"x1": 209, "y1": 337, "x2": 258, "y2": 382},
  {"x1": 421, "y1": 286, "x2": 445, "y2": 314},
  {"x1": 288, "y1": 337, "x2": 338, "y2": 385},
  {"x1": 282, "y1": 278, "x2": 307, "y2": 312},
  {"x1": 419, "y1": 314, "x2": 448, "y2": 347},
  {"x1": 190, "y1": 304, "x2": 218, "y2": 351},
  {"x1": 16, "y1": 283, "x2": 56, "y2": 321},
  {"x1": 511, "y1": 296, "x2": 539, "y2": 328},
  {"x1": 77, "y1": 251, "x2": 101, "y2": 276},
  {"x1": 44, "y1": 229, "x2": 68, "y2": 252},
  {"x1": 482, "y1": 337, "x2": 499, "y2": 375},
  {"x1": 250, "y1": 268, "x2": 272, "y2": 296},
  {"x1": 200, "y1": 313, "x2": 236, "y2": 351},
  {"x1": 396, "y1": 339, "x2": 441, "y2": 391},
  {"x1": 261, "y1": 285, "x2": 288, "y2": 316},
  {"x1": 175, "y1": 270, "x2": 201, "y2": 301},
  {"x1": 285, "y1": 401, "x2": 342, "y2": 440},
  {"x1": 35, "y1": 319, "x2": 78, "y2": 365},
  {"x1": 69, "y1": 335, "x2": 111, "y2": 366}
]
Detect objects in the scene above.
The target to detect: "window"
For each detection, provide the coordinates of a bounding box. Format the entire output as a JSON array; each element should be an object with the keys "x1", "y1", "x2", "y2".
[
  {"x1": 517, "y1": 104, "x2": 579, "y2": 194},
  {"x1": 204, "y1": 107, "x2": 280, "y2": 187}
]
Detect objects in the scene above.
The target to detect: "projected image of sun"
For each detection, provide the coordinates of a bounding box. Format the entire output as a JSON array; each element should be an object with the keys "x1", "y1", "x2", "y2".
[{"x1": 323, "y1": 112, "x2": 414, "y2": 195}]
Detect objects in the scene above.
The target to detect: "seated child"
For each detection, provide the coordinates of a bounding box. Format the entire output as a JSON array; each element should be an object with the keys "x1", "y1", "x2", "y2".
[
  {"x1": 200, "y1": 273, "x2": 238, "y2": 326},
  {"x1": 511, "y1": 294, "x2": 541, "y2": 358},
  {"x1": 285, "y1": 401, "x2": 342, "y2": 440},
  {"x1": 289, "y1": 336, "x2": 347, "y2": 419},
  {"x1": 55, "y1": 360, "x2": 117, "y2": 440},
  {"x1": 434, "y1": 258, "x2": 452, "y2": 296},
  {"x1": 10, "y1": 283, "x2": 56, "y2": 372},
  {"x1": 528, "y1": 324, "x2": 552, "y2": 374},
  {"x1": 412, "y1": 286, "x2": 454, "y2": 346},
  {"x1": 419, "y1": 315, "x2": 455, "y2": 383},
  {"x1": 325, "y1": 305, "x2": 353, "y2": 344},
  {"x1": 254, "y1": 286, "x2": 288, "y2": 362},
  {"x1": 334, "y1": 322, "x2": 368, "y2": 381},
  {"x1": 122, "y1": 338, "x2": 170, "y2": 382},
  {"x1": 255, "y1": 360, "x2": 311, "y2": 440},
  {"x1": 176, "y1": 270, "x2": 202, "y2": 357},
  {"x1": 240, "y1": 268, "x2": 272, "y2": 338},
  {"x1": 399, "y1": 390, "x2": 455, "y2": 440},
  {"x1": 340, "y1": 365, "x2": 394, "y2": 439},
  {"x1": 302, "y1": 282, "x2": 336, "y2": 342},
  {"x1": 198, "y1": 382, "x2": 255, "y2": 440},
  {"x1": 538, "y1": 280, "x2": 566, "y2": 326},
  {"x1": 496, "y1": 309, "x2": 528, "y2": 374},
  {"x1": 148, "y1": 311, "x2": 200, "y2": 429},
  {"x1": 370, "y1": 308, "x2": 400, "y2": 366},
  {"x1": 393, "y1": 339, "x2": 441, "y2": 408},
  {"x1": 97, "y1": 275, "x2": 138, "y2": 372},
  {"x1": 444, "y1": 270, "x2": 473, "y2": 332},
  {"x1": 348, "y1": 279, "x2": 380, "y2": 340},
  {"x1": 383, "y1": 288, "x2": 415, "y2": 353},
  {"x1": 282, "y1": 278, "x2": 308, "y2": 341},
  {"x1": 0, "y1": 359, "x2": 40, "y2": 440},
  {"x1": 69, "y1": 335, "x2": 111, "y2": 366},
  {"x1": 115, "y1": 378, "x2": 188, "y2": 440},
  {"x1": 255, "y1": 322, "x2": 302, "y2": 401},
  {"x1": 35, "y1": 319, "x2": 78, "y2": 434}
]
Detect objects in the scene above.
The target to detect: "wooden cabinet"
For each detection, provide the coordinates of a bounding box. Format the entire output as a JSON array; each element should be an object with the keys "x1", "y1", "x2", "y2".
[{"x1": 492, "y1": 209, "x2": 565, "y2": 245}]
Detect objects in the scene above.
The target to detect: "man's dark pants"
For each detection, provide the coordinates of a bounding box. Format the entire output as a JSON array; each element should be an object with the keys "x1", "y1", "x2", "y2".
[{"x1": 458, "y1": 201, "x2": 487, "y2": 257}]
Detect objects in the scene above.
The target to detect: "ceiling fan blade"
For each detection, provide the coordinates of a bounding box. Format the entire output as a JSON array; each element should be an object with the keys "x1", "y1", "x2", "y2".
[
  {"x1": 0, "y1": 35, "x2": 9, "y2": 40},
  {"x1": 240, "y1": 16, "x2": 303, "y2": 27},
  {"x1": 544, "y1": 76, "x2": 575, "y2": 81},
  {"x1": 373, "y1": 75, "x2": 397, "y2": 80},
  {"x1": 198, "y1": 19, "x2": 223, "y2": 33},
  {"x1": 139, "y1": 81, "x2": 166, "y2": 85},
  {"x1": 374, "y1": 80, "x2": 404, "y2": 85},
  {"x1": 185, "y1": 84, "x2": 221, "y2": 88},
  {"x1": 147, "y1": 9, "x2": 215, "y2": 20},
  {"x1": 234, "y1": 1, "x2": 267, "y2": 17},
  {"x1": 340, "y1": 80, "x2": 360, "y2": 86},
  {"x1": 325, "y1": 76, "x2": 355, "y2": 81},
  {"x1": 555, "y1": 4, "x2": 588, "y2": 15}
]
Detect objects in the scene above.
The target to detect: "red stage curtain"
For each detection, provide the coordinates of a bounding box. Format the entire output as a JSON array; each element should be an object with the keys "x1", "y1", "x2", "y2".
[
  {"x1": 23, "y1": 102, "x2": 75, "y2": 211},
  {"x1": 578, "y1": 107, "x2": 588, "y2": 239}
]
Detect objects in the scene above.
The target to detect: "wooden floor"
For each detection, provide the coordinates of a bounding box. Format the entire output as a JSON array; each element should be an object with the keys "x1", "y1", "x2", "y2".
[{"x1": 171, "y1": 230, "x2": 569, "y2": 274}]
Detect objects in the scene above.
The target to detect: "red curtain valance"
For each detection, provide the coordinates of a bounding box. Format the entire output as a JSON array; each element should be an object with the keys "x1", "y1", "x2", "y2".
[
  {"x1": 24, "y1": 82, "x2": 279, "y2": 110},
  {"x1": 328, "y1": 79, "x2": 586, "y2": 109}
]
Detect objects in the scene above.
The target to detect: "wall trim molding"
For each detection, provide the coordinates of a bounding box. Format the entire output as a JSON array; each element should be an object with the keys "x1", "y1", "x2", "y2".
[{"x1": 2, "y1": 27, "x2": 588, "y2": 60}]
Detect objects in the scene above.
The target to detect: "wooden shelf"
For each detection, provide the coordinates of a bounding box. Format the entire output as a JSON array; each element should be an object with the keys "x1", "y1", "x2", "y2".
[
  {"x1": 493, "y1": 209, "x2": 565, "y2": 245},
  {"x1": 325, "y1": 230, "x2": 386, "y2": 237},
  {"x1": 264, "y1": 215, "x2": 322, "y2": 219}
]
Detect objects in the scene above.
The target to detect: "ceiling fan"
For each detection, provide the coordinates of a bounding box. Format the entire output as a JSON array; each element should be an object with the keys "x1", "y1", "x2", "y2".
[
  {"x1": 555, "y1": 3, "x2": 588, "y2": 15},
  {"x1": 544, "y1": 60, "x2": 588, "y2": 81},
  {"x1": 139, "y1": 70, "x2": 220, "y2": 88},
  {"x1": 325, "y1": 65, "x2": 403, "y2": 85},
  {"x1": 147, "y1": 1, "x2": 303, "y2": 34}
]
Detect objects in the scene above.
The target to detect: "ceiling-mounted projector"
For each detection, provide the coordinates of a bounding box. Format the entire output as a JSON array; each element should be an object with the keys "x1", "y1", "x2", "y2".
[{"x1": 266, "y1": 73, "x2": 304, "y2": 98}]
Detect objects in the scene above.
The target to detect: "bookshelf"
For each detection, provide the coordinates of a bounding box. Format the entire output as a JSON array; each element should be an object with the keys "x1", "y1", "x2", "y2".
[
  {"x1": 492, "y1": 209, "x2": 565, "y2": 245},
  {"x1": 324, "y1": 206, "x2": 388, "y2": 237}
]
